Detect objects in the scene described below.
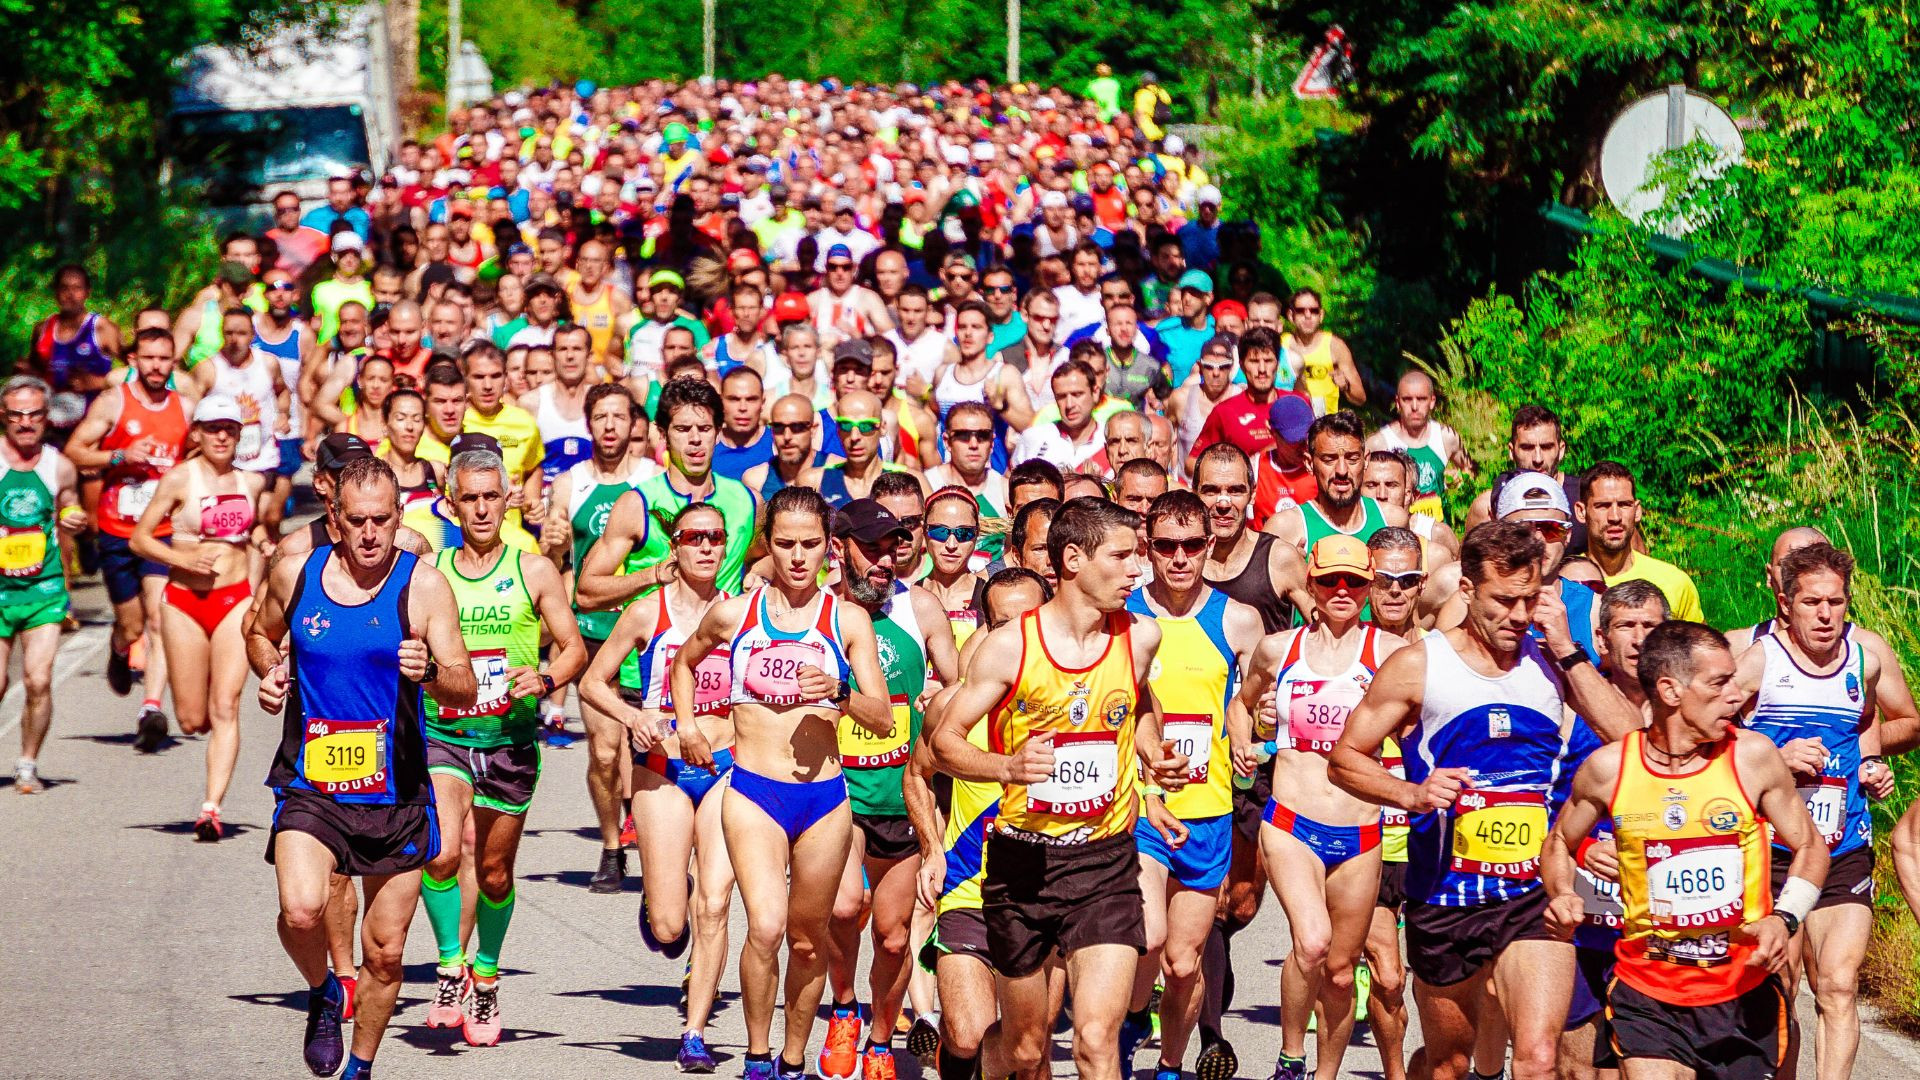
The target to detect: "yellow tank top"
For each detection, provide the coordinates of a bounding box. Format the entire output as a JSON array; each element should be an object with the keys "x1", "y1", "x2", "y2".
[
  {"x1": 1611, "y1": 730, "x2": 1772, "y2": 1006},
  {"x1": 571, "y1": 283, "x2": 618, "y2": 359},
  {"x1": 939, "y1": 718, "x2": 998, "y2": 914},
  {"x1": 1284, "y1": 331, "x2": 1339, "y2": 416},
  {"x1": 989, "y1": 609, "x2": 1140, "y2": 843},
  {"x1": 1136, "y1": 590, "x2": 1236, "y2": 820}
]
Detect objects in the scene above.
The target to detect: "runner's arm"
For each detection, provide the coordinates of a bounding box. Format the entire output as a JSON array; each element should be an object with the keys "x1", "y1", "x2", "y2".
[
  {"x1": 1328, "y1": 644, "x2": 1430, "y2": 812},
  {"x1": 525, "y1": 552, "x2": 587, "y2": 691},
  {"x1": 573, "y1": 490, "x2": 664, "y2": 609},
  {"x1": 1331, "y1": 337, "x2": 1365, "y2": 405},
  {"x1": 1858, "y1": 627, "x2": 1920, "y2": 755},
  {"x1": 62, "y1": 391, "x2": 123, "y2": 469},
  {"x1": 905, "y1": 683, "x2": 962, "y2": 864},
  {"x1": 577, "y1": 597, "x2": 659, "y2": 730},
  {"x1": 127, "y1": 471, "x2": 193, "y2": 572},
  {"x1": 911, "y1": 586, "x2": 962, "y2": 685},
  {"x1": 1267, "y1": 538, "x2": 1317, "y2": 622},
  {"x1": 929, "y1": 624, "x2": 1024, "y2": 783},
  {"x1": 1738, "y1": 728, "x2": 1830, "y2": 892},
  {"x1": 1538, "y1": 584, "x2": 1640, "y2": 741},
  {"x1": 837, "y1": 603, "x2": 897, "y2": 736},
  {"x1": 540, "y1": 474, "x2": 574, "y2": 563},
  {"x1": 246, "y1": 555, "x2": 302, "y2": 675},
  {"x1": 1543, "y1": 743, "x2": 1622, "y2": 935},
  {"x1": 408, "y1": 562, "x2": 476, "y2": 709},
  {"x1": 994, "y1": 366, "x2": 1036, "y2": 432},
  {"x1": 669, "y1": 596, "x2": 744, "y2": 763}
]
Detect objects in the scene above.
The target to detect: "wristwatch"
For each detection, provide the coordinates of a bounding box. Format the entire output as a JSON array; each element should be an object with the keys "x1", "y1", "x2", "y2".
[
  {"x1": 421, "y1": 657, "x2": 439, "y2": 685},
  {"x1": 831, "y1": 677, "x2": 852, "y2": 706},
  {"x1": 1555, "y1": 650, "x2": 1592, "y2": 672},
  {"x1": 540, "y1": 673, "x2": 557, "y2": 696},
  {"x1": 1772, "y1": 910, "x2": 1801, "y2": 936}
]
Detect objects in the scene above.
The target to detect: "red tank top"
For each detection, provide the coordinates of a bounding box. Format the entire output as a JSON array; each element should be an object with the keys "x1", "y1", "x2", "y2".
[
  {"x1": 1251, "y1": 451, "x2": 1318, "y2": 531},
  {"x1": 99, "y1": 385, "x2": 190, "y2": 539}
]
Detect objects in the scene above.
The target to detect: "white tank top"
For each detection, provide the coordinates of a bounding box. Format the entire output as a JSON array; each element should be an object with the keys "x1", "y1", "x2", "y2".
[
  {"x1": 534, "y1": 382, "x2": 591, "y2": 443},
  {"x1": 932, "y1": 358, "x2": 1004, "y2": 423},
  {"x1": 1273, "y1": 626, "x2": 1383, "y2": 754},
  {"x1": 1178, "y1": 385, "x2": 1223, "y2": 474},
  {"x1": 212, "y1": 352, "x2": 281, "y2": 472}
]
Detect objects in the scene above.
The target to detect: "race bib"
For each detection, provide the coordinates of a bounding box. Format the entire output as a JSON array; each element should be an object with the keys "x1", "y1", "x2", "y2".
[
  {"x1": 115, "y1": 478, "x2": 158, "y2": 520},
  {"x1": 1161, "y1": 713, "x2": 1214, "y2": 784},
  {"x1": 237, "y1": 424, "x2": 263, "y2": 462},
  {"x1": 664, "y1": 644, "x2": 732, "y2": 715},
  {"x1": 1575, "y1": 855, "x2": 1626, "y2": 931},
  {"x1": 1451, "y1": 789, "x2": 1548, "y2": 879},
  {"x1": 841, "y1": 693, "x2": 911, "y2": 768},
  {"x1": 1287, "y1": 678, "x2": 1361, "y2": 755},
  {"x1": 1644, "y1": 834, "x2": 1748, "y2": 965},
  {"x1": 199, "y1": 493, "x2": 251, "y2": 540},
  {"x1": 742, "y1": 640, "x2": 828, "y2": 705},
  {"x1": 301, "y1": 716, "x2": 390, "y2": 797},
  {"x1": 1380, "y1": 745, "x2": 1409, "y2": 830},
  {"x1": 1799, "y1": 777, "x2": 1849, "y2": 848},
  {"x1": 1026, "y1": 729, "x2": 1120, "y2": 818},
  {"x1": 0, "y1": 526, "x2": 46, "y2": 577},
  {"x1": 440, "y1": 647, "x2": 510, "y2": 719}
]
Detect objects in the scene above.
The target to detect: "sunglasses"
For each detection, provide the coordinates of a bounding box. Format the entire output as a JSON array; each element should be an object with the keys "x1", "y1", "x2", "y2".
[
  {"x1": 1199, "y1": 359, "x2": 1234, "y2": 372},
  {"x1": 1149, "y1": 536, "x2": 1210, "y2": 557},
  {"x1": 927, "y1": 524, "x2": 979, "y2": 543},
  {"x1": 946, "y1": 271, "x2": 977, "y2": 282},
  {"x1": 985, "y1": 284, "x2": 1017, "y2": 295},
  {"x1": 947, "y1": 427, "x2": 994, "y2": 444},
  {"x1": 1374, "y1": 570, "x2": 1427, "y2": 591},
  {"x1": 1524, "y1": 519, "x2": 1572, "y2": 542},
  {"x1": 893, "y1": 514, "x2": 925, "y2": 532},
  {"x1": 1313, "y1": 572, "x2": 1371, "y2": 590},
  {"x1": 827, "y1": 261, "x2": 855, "y2": 271},
  {"x1": 1293, "y1": 306, "x2": 1322, "y2": 315},
  {"x1": 835, "y1": 417, "x2": 882, "y2": 435},
  {"x1": 675, "y1": 529, "x2": 727, "y2": 547},
  {"x1": 267, "y1": 281, "x2": 298, "y2": 292},
  {"x1": 4, "y1": 409, "x2": 47, "y2": 422},
  {"x1": 770, "y1": 420, "x2": 813, "y2": 436}
]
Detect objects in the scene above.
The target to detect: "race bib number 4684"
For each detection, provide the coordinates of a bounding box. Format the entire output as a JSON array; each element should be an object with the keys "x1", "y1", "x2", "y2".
[{"x1": 1026, "y1": 729, "x2": 1120, "y2": 818}]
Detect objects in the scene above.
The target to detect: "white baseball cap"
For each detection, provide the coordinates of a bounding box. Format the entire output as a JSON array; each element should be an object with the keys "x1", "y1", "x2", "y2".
[
  {"x1": 1040, "y1": 190, "x2": 1069, "y2": 210},
  {"x1": 192, "y1": 396, "x2": 244, "y2": 426},
  {"x1": 1165, "y1": 134, "x2": 1186, "y2": 155},
  {"x1": 1495, "y1": 471, "x2": 1572, "y2": 519},
  {"x1": 330, "y1": 231, "x2": 366, "y2": 254},
  {"x1": 1197, "y1": 184, "x2": 1222, "y2": 206}
]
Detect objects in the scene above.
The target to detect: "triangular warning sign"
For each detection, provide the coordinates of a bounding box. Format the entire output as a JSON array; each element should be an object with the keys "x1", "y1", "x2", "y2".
[{"x1": 1293, "y1": 26, "x2": 1354, "y2": 100}]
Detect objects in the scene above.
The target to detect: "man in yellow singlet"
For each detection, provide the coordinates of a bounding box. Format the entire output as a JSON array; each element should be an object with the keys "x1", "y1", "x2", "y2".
[
  {"x1": 564, "y1": 239, "x2": 631, "y2": 375},
  {"x1": 932, "y1": 497, "x2": 1189, "y2": 1079},
  {"x1": 1282, "y1": 289, "x2": 1364, "y2": 417}
]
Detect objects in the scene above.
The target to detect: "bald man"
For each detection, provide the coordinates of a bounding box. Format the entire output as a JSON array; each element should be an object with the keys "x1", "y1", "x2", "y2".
[
  {"x1": 797, "y1": 390, "x2": 926, "y2": 506},
  {"x1": 1365, "y1": 369, "x2": 1473, "y2": 520},
  {"x1": 743, "y1": 393, "x2": 838, "y2": 498}
]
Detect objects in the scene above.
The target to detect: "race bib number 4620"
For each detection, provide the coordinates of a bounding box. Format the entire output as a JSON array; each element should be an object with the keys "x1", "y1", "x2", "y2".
[{"x1": 1451, "y1": 789, "x2": 1548, "y2": 880}]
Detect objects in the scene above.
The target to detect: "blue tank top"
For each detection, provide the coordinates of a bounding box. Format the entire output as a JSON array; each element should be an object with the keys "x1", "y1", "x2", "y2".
[
  {"x1": 42, "y1": 313, "x2": 113, "y2": 388},
  {"x1": 818, "y1": 465, "x2": 852, "y2": 507},
  {"x1": 251, "y1": 320, "x2": 304, "y2": 363},
  {"x1": 1527, "y1": 578, "x2": 1599, "y2": 665},
  {"x1": 1554, "y1": 716, "x2": 1622, "y2": 949},
  {"x1": 1745, "y1": 629, "x2": 1872, "y2": 856},
  {"x1": 268, "y1": 547, "x2": 430, "y2": 806},
  {"x1": 713, "y1": 427, "x2": 775, "y2": 481},
  {"x1": 540, "y1": 436, "x2": 592, "y2": 482}
]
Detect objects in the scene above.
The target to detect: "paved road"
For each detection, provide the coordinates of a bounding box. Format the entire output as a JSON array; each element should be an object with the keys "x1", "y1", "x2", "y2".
[{"x1": 5, "y1": 583, "x2": 1920, "y2": 1078}]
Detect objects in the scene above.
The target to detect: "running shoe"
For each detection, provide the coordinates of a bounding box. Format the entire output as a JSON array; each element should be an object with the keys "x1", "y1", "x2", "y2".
[
  {"x1": 896, "y1": 1012, "x2": 913, "y2": 1036},
  {"x1": 303, "y1": 975, "x2": 345, "y2": 1076},
  {"x1": 1156, "y1": 1067, "x2": 1183, "y2": 1080},
  {"x1": 194, "y1": 806, "x2": 224, "y2": 842},
  {"x1": 817, "y1": 1003, "x2": 864, "y2": 1080},
  {"x1": 1120, "y1": 1011, "x2": 1154, "y2": 1071},
  {"x1": 638, "y1": 881, "x2": 691, "y2": 959},
  {"x1": 107, "y1": 646, "x2": 134, "y2": 696},
  {"x1": 462, "y1": 978, "x2": 502, "y2": 1046},
  {"x1": 862, "y1": 1044, "x2": 899, "y2": 1080},
  {"x1": 133, "y1": 706, "x2": 168, "y2": 753},
  {"x1": 543, "y1": 710, "x2": 574, "y2": 748},
  {"x1": 677, "y1": 1031, "x2": 717, "y2": 1073},
  {"x1": 589, "y1": 848, "x2": 625, "y2": 894},
  {"x1": 1269, "y1": 1053, "x2": 1308, "y2": 1080},
  {"x1": 14, "y1": 759, "x2": 40, "y2": 794},
  {"x1": 620, "y1": 813, "x2": 638, "y2": 848},
  {"x1": 1354, "y1": 960, "x2": 1371, "y2": 1022},
  {"x1": 1196, "y1": 1038, "x2": 1239, "y2": 1080},
  {"x1": 741, "y1": 1059, "x2": 776, "y2": 1080},
  {"x1": 905, "y1": 1012, "x2": 941, "y2": 1062},
  {"x1": 775, "y1": 1058, "x2": 808, "y2": 1080},
  {"x1": 425, "y1": 964, "x2": 469, "y2": 1029},
  {"x1": 338, "y1": 974, "x2": 356, "y2": 1021}
]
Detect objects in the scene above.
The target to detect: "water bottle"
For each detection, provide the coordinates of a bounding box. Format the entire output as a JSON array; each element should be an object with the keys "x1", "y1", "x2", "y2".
[{"x1": 1233, "y1": 740, "x2": 1277, "y2": 790}]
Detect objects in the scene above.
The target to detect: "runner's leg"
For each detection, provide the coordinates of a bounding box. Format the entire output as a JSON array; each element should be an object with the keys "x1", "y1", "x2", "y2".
[
  {"x1": 1066, "y1": 942, "x2": 1141, "y2": 1077},
  {"x1": 326, "y1": 875, "x2": 358, "y2": 979},
  {"x1": 273, "y1": 829, "x2": 337, "y2": 986},
  {"x1": 686, "y1": 778, "x2": 736, "y2": 1035},
  {"x1": 1490, "y1": 938, "x2": 1577, "y2": 1080},
  {"x1": 867, "y1": 850, "x2": 921, "y2": 1039},
  {"x1": 1365, "y1": 905, "x2": 1411, "y2": 1080},
  {"x1": 1801, "y1": 903, "x2": 1871, "y2": 1080},
  {"x1": 1410, "y1": 966, "x2": 1491, "y2": 1080},
  {"x1": 13, "y1": 623, "x2": 56, "y2": 764},
  {"x1": 139, "y1": 576, "x2": 169, "y2": 708},
  {"x1": 422, "y1": 773, "x2": 474, "y2": 969},
  {"x1": 351, "y1": 868, "x2": 425, "y2": 1063},
  {"x1": 631, "y1": 765, "x2": 697, "y2": 945},
  {"x1": 825, "y1": 822, "x2": 869, "y2": 1009},
  {"x1": 201, "y1": 602, "x2": 249, "y2": 808},
  {"x1": 781, "y1": 803, "x2": 855, "y2": 1066},
  {"x1": 1313, "y1": 851, "x2": 1382, "y2": 1080},
  {"x1": 1263, "y1": 824, "x2": 1332, "y2": 1063},
  {"x1": 1158, "y1": 881, "x2": 1222, "y2": 1071},
  {"x1": 582, "y1": 704, "x2": 630, "y2": 872},
  {"x1": 723, "y1": 784, "x2": 796, "y2": 1058}
]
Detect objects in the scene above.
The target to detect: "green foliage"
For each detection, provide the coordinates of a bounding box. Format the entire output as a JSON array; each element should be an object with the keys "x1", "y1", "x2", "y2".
[{"x1": 419, "y1": 0, "x2": 604, "y2": 89}]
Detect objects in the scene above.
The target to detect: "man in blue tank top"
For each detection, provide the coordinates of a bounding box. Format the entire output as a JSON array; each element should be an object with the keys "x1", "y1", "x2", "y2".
[
  {"x1": 247, "y1": 457, "x2": 476, "y2": 1080},
  {"x1": 1327, "y1": 521, "x2": 1642, "y2": 1080}
]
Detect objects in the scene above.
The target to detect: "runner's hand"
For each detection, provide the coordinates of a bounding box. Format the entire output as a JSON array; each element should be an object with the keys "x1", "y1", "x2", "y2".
[
  {"x1": 1780, "y1": 737, "x2": 1827, "y2": 777},
  {"x1": 1737, "y1": 915, "x2": 1792, "y2": 973},
  {"x1": 625, "y1": 712, "x2": 664, "y2": 755},
  {"x1": 258, "y1": 662, "x2": 291, "y2": 715},
  {"x1": 1150, "y1": 739, "x2": 1191, "y2": 792},
  {"x1": 57, "y1": 507, "x2": 88, "y2": 535},
  {"x1": 1862, "y1": 757, "x2": 1896, "y2": 801},
  {"x1": 1145, "y1": 797, "x2": 1189, "y2": 848},
  {"x1": 679, "y1": 727, "x2": 716, "y2": 772},
  {"x1": 504, "y1": 666, "x2": 547, "y2": 701},
  {"x1": 1255, "y1": 686, "x2": 1280, "y2": 741},
  {"x1": 1417, "y1": 766, "x2": 1473, "y2": 812},
  {"x1": 523, "y1": 495, "x2": 546, "y2": 526},
  {"x1": 1544, "y1": 892, "x2": 1584, "y2": 940},
  {"x1": 1533, "y1": 585, "x2": 1574, "y2": 656},
  {"x1": 397, "y1": 636, "x2": 430, "y2": 682},
  {"x1": 1005, "y1": 731, "x2": 1055, "y2": 785},
  {"x1": 185, "y1": 548, "x2": 222, "y2": 576},
  {"x1": 1230, "y1": 734, "x2": 1261, "y2": 779},
  {"x1": 916, "y1": 849, "x2": 947, "y2": 911},
  {"x1": 794, "y1": 663, "x2": 843, "y2": 706},
  {"x1": 1582, "y1": 837, "x2": 1621, "y2": 883}
]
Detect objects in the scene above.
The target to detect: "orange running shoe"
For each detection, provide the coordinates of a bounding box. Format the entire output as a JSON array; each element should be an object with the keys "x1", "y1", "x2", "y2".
[
  {"x1": 861, "y1": 1044, "x2": 899, "y2": 1080},
  {"x1": 816, "y1": 1003, "x2": 864, "y2": 1080}
]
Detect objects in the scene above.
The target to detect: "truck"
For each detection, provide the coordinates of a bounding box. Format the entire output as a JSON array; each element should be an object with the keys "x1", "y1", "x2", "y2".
[{"x1": 167, "y1": 6, "x2": 400, "y2": 228}]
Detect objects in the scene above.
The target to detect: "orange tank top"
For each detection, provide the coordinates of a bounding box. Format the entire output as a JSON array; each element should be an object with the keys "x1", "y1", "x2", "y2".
[{"x1": 99, "y1": 385, "x2": 190, "y2": 539}]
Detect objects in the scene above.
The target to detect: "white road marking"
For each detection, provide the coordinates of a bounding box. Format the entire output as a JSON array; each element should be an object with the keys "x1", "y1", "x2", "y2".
[{"x1": 0, "y1": 624, "x2": 109, "y2": 742}]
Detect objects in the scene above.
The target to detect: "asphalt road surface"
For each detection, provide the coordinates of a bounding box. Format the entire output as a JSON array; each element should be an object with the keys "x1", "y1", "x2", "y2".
[{"x1": 6, "y1": 582, "x2": 1920, "y2": 1078}]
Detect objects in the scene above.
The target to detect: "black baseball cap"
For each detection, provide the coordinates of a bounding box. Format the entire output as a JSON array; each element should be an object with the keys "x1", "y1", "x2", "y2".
[
  {"x1": 449, "y1": 432, "x2": 503, "y2": 457},
  {"x1": 832, "y1": 499, "x2": 909, "y2": 545},
  {"x1": 316, "y1": 432, "x2": 373, "y2": 473},
  {"x1": 831, "y1": 339, "x2": 874, "y2": 369}
]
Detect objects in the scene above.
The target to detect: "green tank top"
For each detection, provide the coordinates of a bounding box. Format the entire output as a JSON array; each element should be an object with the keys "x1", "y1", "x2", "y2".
[
  {"x1": 839, "y1": 583, "x2": 927, "y2": 817},
  {"x1": 1406, "y1": 443, "x2": 1445, "y2": 499},
  {"x1": 0, "y1": 456, "x2": 65, "y2": 603},
  {"x1": 567, "y1": 465, "x2": 642, "y2": 641},
  {"x1": 1301, "y1": 496, "x2": 1389, "y2": 552},
  {"x1": 426, "y1": 547, "x2": 543, "y2": 748},
  {"x1": 633, "y1": 472, "x2": 756, "y2": 595}
]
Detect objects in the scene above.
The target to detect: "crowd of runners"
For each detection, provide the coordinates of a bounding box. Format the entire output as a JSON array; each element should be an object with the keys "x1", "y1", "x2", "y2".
[{"x1": 15, "y1": 72, "x2": 1920, "y2": 1080}]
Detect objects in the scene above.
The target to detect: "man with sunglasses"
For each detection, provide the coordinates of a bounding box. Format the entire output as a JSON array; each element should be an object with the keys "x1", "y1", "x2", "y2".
[
  {"x1": 265, "y1": 191, "x2": 331, "y2": 276},
  {"x1": 1120, "y1": 489, "x2": 1265, "y2": 1080},
  {"x1": 251, "y1": 268, "x2": 318, "y2": 500},
  {"x1": 798, "y1": 390, "x2": 925, "y2": 508},
  {"x1": 1266, "y1": 410, "x2": 1409, "y2": 555},
  {"x1": 980, "y1": 266, "x2": 1027, "y2": 354},
  {"x1": 935, "y1": 252, "x2": 981, "y2": 322},
  {"x1": 822, "y1": 497, "x2": 961, "y2": 1080},
  {"x1": 811, "y1": 243, "x2": 894, "y2": 348},
  {"x1": 1189, "y1": 326, "x2": 1289, "y2": 472},
  {"x1": 924, "y1": 402, "x2": 1010, "y2": 568},
  {"x1": 742, "y1": 394, "x2": 836, "y2": 500},
  {"x1": 0, "y1": 376, "x2": 86, "y2": 794}
]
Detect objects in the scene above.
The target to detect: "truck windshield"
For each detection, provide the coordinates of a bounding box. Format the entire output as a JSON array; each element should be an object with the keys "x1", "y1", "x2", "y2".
[{"x1": 171, "y1": 105, "x2": 370, "y2": 203}]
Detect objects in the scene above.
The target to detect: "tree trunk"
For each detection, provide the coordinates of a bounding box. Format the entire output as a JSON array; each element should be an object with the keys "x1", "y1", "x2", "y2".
[{"x1": 387, "y1": 0, "x2": 419, "y2": 96}]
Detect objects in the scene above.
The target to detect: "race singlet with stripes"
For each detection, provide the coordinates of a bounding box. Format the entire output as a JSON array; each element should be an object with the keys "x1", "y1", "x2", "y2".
[
  {"x1": 1611, "y1": 730, "x2": 1773, "y2": 1007},
  {"x1": 425, "y1": 547, "x2": 543, "y2": 748},
  {"x1": 1402, "y1": 631, "x2": 1569, "y2": 906},
  {"x1": 1744, "y1": 631, "x2": 1871, "y2": 855},
  {"x1": 988, "y1": 609, "x2": 1139, "y2": 843},
  {"x1": 839, "y1": 581, "x2": 927, "y2": 816},
  {"x1": 1128, "y1": 588, "x2": 1238, "y2": 821},
  {"x1": 940, "y1": 717, "x2": 999, "y2": 914}
]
